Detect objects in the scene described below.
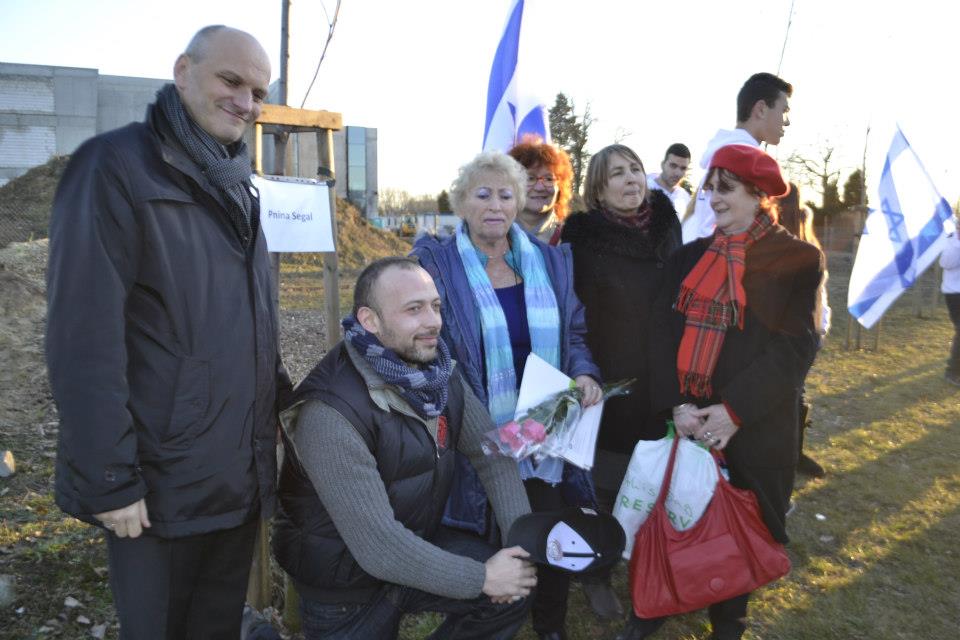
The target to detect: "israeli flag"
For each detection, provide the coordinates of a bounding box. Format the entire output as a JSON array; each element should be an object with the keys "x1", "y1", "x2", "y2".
[
  {"x1": 482, "y1": 0, "x2": 549, "y2": 152},
  {"x1": 847, "y1": 126, "x2": 954, "y2": 328}
]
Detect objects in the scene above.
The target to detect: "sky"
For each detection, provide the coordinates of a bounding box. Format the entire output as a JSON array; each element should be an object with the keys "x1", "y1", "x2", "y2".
[{"x1": 3, "y1": 0, "x2": 959, "y2": 206}]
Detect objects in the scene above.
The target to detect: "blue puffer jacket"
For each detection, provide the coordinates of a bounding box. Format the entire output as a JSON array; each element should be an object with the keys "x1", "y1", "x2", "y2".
[{"x1": 412, "y1": 228, "x2": 602, "y2": 535}]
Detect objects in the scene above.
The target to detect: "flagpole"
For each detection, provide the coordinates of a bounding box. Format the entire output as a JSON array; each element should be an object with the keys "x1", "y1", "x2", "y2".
[
  {"x1": 847, "y1": 125, "x2": 870, "y2": 349},
  {"x1": 862, "y1": 127, "x2": 884, "y2": 349}
]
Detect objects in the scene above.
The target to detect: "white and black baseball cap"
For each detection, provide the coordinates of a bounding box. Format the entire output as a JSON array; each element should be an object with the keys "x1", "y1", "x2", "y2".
[{"x1": 506, "y1": 507, "x2": 626, "y2": 573}]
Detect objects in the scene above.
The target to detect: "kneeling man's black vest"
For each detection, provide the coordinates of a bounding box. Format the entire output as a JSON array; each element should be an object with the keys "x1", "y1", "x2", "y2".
[{"x1": 273, "y1": 342, "x2": 466, "y2": 603}]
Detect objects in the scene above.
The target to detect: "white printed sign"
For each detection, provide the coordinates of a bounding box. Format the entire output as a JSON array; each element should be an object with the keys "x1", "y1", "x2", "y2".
[{"x1": 252, "y1": 175, "x2": 335, "y2": 253}]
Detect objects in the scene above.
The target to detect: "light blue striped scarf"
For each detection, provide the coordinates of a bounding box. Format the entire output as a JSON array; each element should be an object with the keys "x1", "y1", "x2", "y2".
[{"x1": 456, "y1": 221, "x2": 563, "y2": 482}]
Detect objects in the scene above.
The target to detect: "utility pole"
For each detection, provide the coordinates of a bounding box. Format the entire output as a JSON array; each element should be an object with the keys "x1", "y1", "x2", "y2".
[
  {"x1": 269, "y1": 0, "x2": 291, "y2": 318},
  {"x1": 247, "y1": 0, "x2": 291, "y2": 615},
  {"x1": 279, "y1": 0, "x2": 289, "y2": 107}
]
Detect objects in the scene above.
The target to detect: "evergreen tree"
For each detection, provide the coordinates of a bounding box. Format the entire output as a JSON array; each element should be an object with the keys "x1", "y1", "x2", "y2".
[
  {"x1": 548, "y1": 93, "x2": 577, "y2": 150},
  {"x1": 548, "y1": 93, "x2": 592, "y2": 195},
  {"x1": 842, "y1": 168, "x2": 867, "y2": 208},
  {"x1": 437, "y1": 190, "x2": 452, "y2": 213}
]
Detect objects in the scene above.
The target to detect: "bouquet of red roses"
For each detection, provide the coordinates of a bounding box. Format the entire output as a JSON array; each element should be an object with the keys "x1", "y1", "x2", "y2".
[{"x1": 481, "y1": 379, "x2": 635, "y2": 465}]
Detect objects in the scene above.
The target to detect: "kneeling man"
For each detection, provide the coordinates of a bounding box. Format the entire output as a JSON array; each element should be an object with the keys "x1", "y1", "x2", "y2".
[{"x1": 274, "y1": 257, "x2": 536, "y2": 639}]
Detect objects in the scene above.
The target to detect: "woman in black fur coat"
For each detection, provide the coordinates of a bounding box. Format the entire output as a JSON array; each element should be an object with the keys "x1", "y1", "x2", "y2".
[
  {"x1": 561, "y1": 144, "x2": 682, "y2": 503},
  {"x1": 559, "y1": 144, "x2": 681, "y2": 621}
]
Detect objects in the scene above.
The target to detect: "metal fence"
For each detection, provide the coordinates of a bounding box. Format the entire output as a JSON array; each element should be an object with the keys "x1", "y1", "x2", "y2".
[{"x1": 0, "y1": 197, "x2": 48, "y2": 249}]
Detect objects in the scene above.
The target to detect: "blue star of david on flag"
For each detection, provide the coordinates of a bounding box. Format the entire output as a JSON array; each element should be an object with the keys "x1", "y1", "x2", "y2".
[{"x1": 848, "y1": 126, "x2": 953, "y2": 328}]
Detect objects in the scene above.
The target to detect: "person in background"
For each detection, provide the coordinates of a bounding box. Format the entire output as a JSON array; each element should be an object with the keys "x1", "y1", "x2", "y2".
[
  {"x1": 46, "y1": 26, "x2": 288, "y2": 638},
  {"x1": 683, "y1": 72, "x2": 793, "y2": 243},
  {"x1": 939, "y1": 213, "x2": 960, "y2": 386},
  {"x1": 778, "y1": 183, "x2": 830, "y2": 477},
  {"x1": 620, "y1": 145, "x2": 822, "y2": 640},
  {"x1": 646, "y1": 143, "x2": 692, "y2": 218},
  {"x1": 412, "y1": 151, "x2": 603, "y2": 640},
  {"x1": 560, "y1": 143, "x2": 681, "y2": 621},
  {"x1": 508, "y1": 136, "x2": 575, "y2": 245},
  {"x1": 272, "y1": 258, "x2": 535, "y2": 640}
]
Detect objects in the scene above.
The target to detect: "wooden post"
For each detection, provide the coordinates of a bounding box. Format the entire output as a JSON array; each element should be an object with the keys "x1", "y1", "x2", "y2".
[
  {"x1": 318, "y1": 129, "x2": 341, "y2": 351},
  {"x1": 282, "y1": 128, "x2": 341, "y2": 634},
  {"x1": 845, "y1": 313, "x2": 854, "y2": 350},
  {"x1": 250, "y1": 96, "x2": 343, "y2": 639}
]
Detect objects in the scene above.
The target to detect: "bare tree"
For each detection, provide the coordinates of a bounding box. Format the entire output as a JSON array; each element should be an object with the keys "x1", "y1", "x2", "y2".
[
  {"x1": 378, "y1": 188, "x2": 442, "y2": 215},
  {"x1": 378, "y1": 188, "x2": 411, "y2": 215},
  {"x1": 570, "y1": 102, "x2": 593, "y2": 195},
  {"x1": 786, "y1": 145, "x2": 843, "y2": 216},
  {"x1": 612, "y1": 126, "x2": 632, "y2": 144}
]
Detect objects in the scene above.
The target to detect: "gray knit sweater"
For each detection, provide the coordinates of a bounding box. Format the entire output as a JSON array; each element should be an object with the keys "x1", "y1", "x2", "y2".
[{"x1": 285, "y1": 344, "x2": 531, "y2": 600}]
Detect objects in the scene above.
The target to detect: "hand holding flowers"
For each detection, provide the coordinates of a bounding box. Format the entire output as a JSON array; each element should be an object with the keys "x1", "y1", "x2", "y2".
[{"x1": 481, "y1": 379, "x2": 635, "y2": 466}]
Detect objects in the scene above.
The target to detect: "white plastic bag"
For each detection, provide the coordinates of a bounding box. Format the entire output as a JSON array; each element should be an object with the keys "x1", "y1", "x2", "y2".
[{"x1": 613, "y1": 432, "x2": 719, "y2": 559}]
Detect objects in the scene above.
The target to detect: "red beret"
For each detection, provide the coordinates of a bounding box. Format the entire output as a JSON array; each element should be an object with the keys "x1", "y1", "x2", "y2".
[{"x1": 709, "y1": 144, "x2": 788, "y2": 198}]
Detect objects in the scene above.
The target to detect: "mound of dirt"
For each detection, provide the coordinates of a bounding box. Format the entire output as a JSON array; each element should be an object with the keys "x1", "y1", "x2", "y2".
[
  {"x1": 276, "y1": 197, "x2": 413, "y2": 272},
  {"x1": 0, "y1": 155, "x2": 409, "y2": 268},
  {"x1": 330, "y1": 198, "x2": 412, "y2": 271}
]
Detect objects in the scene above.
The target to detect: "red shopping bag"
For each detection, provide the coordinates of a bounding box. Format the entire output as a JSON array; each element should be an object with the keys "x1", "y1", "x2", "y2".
[{"x1": 628, "y1": 435, "x2": 791, "y2": 618}]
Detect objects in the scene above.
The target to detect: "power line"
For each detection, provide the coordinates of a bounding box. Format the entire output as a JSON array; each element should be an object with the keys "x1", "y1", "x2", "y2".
[
  {"x1": 776, "y1": 0, "x2": 797, "y2": 75},
  {"x1": 300, "y1": 0, "x2": 342, "y2": 109}
]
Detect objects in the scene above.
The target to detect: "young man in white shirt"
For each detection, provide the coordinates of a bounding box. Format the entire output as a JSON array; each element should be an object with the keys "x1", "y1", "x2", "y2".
[
  {"x1": 646, "y1": 143, "x2": 692, "y2": 219},
  {"x1": 682, "y1": 73, "x2": 792, "y2": 243}
]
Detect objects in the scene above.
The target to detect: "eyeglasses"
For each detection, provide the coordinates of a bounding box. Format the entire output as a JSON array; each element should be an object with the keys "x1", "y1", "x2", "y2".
[{"x1": 526, "y1": 174, "x2": 556, "y2": 187}]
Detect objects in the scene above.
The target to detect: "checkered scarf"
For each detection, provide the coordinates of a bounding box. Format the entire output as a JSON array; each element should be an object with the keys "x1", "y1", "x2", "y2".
[
  {"x1": 675, "y1": 211, "x2": 775, "y2": 398},
  {"x1": 342, "y1": 315, "x2": 452, "y2": 419},
  {"x1": 156, "y1": 84, "x2": 254, "y2": 246}
]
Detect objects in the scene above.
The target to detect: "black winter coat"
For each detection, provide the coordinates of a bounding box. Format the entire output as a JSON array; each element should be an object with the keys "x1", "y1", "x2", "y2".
[
  {"x1": 273, "y1": 342, "x2": 466, "y2": 603},
  {"x1": 561, "y1": 190, "x2": 682, "y2": 458},
  {"x1": 46, "y1": 104, "x2": 286, "y2": 537},
  {"x1": 649, "y1": 226, "x2": 824, "y2": 541}
]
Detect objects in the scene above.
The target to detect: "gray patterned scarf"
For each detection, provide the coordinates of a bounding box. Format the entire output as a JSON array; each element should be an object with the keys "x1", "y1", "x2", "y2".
[
  {"x1": 342, "y1": 315, "x2": 452, "y2": 419},
  {"x1": 156, "y1": 83, "x2": 254, "y2": 245}
]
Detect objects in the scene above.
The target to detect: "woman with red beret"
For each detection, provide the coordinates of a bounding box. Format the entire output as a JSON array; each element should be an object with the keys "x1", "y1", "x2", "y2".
[{"x1": 617, "y1": 145, "x2": 824, "y2": 640}]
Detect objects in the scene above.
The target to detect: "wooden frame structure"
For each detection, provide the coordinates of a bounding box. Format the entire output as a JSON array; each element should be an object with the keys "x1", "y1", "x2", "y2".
[{"x1": 247, "y1": 105, "x2": 343, "y2": 626}]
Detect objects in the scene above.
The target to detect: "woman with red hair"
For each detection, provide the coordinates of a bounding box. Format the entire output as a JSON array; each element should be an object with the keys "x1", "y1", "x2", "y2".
[{"x1": 509, "y1": 136, "x2": 574, "y2": 245}]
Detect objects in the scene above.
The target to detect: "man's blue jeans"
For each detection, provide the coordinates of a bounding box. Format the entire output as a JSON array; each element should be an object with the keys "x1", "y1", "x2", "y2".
[{"x1": 299, "y1": 527, "x2": 530, "y2": 640}]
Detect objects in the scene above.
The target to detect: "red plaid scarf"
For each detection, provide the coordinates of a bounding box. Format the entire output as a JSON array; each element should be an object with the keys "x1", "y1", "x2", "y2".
[{"x1": 675, "y1": 212, "x2": 775, "y2": 398}]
